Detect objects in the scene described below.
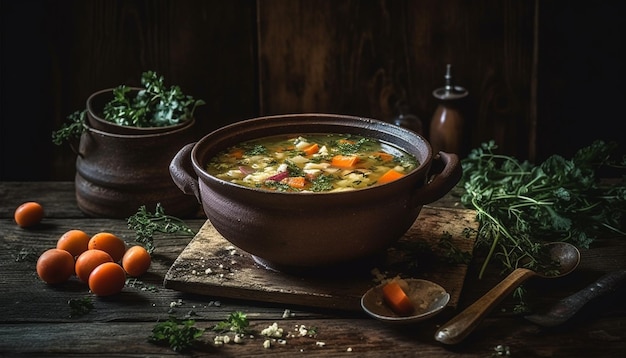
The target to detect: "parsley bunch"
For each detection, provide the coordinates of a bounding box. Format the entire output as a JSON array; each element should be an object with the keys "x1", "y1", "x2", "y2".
[
  {"x1": 52, "y1": 71, "x2": 205, "y2": 145},
  {"x1": 461, "y1": 140, "x2": 626, "y2": 278},
  {"x1": 52, "y1": 110, "x2": 86, "y2": 146},
  {"x1": 104, "y1": 71, "x2": 205, "y2": 127}
]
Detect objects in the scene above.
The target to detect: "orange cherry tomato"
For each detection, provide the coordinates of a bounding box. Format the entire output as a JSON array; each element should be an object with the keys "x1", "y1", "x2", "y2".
[
  {"x1": 75, "y1": 249, "x2": 113, "y2": 282},
  {"x1": 36, "y1": 248, "x2": 75, "y2": 284},
  {"x1": 88, "y1": 262, "x2": 126, "y2": 296},
  {"x1": 88, "y1": 232, "x2": 126, "y2": 262},
  {"x1": 57, "y1": 229, "x2": 91, "y2": 258},
  {"x1": 14, "y1": 202, "x2": 44, "y2": 228},
  {"x1": 122, "y1": 245, "x2": 151, "y2": 277}
]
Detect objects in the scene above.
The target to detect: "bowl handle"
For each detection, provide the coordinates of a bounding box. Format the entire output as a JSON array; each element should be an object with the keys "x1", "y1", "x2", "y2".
[
  {"x1": 413, "y1": 151, "x2": 462, "y2": 206},
  {"x1": 169, "y1": 142, "x2": 202, "y2": 203}
]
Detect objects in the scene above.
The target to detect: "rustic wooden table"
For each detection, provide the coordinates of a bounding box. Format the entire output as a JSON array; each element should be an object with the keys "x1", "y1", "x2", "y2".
[{"x1": 1, "y1": 182, "x2": 625, "y2": 357}]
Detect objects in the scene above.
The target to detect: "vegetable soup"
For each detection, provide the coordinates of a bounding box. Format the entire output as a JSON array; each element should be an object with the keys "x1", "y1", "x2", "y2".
[{"x1": 206, "y1": 133, "x2": 419, "y2": 192}]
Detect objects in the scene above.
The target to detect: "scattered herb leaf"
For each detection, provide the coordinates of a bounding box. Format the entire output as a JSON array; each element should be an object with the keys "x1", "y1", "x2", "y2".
[
  {"x1": 310, "y1": 174, "x2": 334, "y2": 192},
  {"x1": 437, "y1": 231, "x2": 472, "y2": 265},
  {"x1": 305, "y1": 326, "x2": 318, "y2": 337},
  {"x1": 14, "y1": 248, "x2": 38, "y2": 262},
  {"x1": 127, "y1": 203, "x2": 196, "y2": 254},
  {"x1": 149, "y1": 317, "x2": 204, "y2": 352},
  {"x1": 212, "y1": 311, "x2": 250, "y2": 334},
  {"x1": 335, "y1": 137, "x2": 372, "y2": 155},
  {"x1": 244, "y1": 144, "x2": 268, "y2": 156},
  {"x1": 68, "y1": 296, "x2": 94, "y2": 317},
  {"x1": 512, "y1": 286, "x2": 529, "y2": 313}
]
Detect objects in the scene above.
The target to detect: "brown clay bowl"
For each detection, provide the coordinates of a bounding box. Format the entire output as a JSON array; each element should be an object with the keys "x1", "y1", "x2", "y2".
[{"x1": 170, "y1": 113, "x2": 462, "y2": 272}]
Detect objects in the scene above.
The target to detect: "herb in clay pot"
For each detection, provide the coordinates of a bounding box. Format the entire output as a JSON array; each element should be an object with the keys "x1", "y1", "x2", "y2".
[{"x1": 52, "y1": 71, "x2": 205, "y2": 144}]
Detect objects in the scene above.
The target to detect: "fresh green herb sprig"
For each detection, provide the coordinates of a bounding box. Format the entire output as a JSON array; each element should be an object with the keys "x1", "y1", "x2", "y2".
[
  {"x1": 212, "y1": 311, "x2": 250, "y2": 334},
  {"x1": 52, "y1": 71, "x2": 205, "y2": 145},
  {"x1": 149, "y1": 317, "x2": 204, "y2": 352},
  {"x1": 127, "y1": 203, "x2": 196, "y2": 254},
  {"x1": 52, "y1": 110, "x2": 86, "y2": 146},
  {"x1": 461, "y1": 140, "x2": 626, "y2": 279},
  {"x1": 104, "y1": 71, "x2": 205, "y2": 127}
]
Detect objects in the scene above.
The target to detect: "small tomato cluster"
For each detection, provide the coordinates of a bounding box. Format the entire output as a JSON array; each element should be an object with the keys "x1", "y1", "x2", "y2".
[{"x1": 36, "y1": 228, "x2": 151, "y2": 296}]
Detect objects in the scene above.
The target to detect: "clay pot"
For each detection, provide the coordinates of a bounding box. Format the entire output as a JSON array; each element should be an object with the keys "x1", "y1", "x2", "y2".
[
  {"x1": 75, "y1": 89, "x2": 200, "y2": 218},
  {"x1": 86, "y1": 87, "x2": 191, "y2": 135},
  {"x1": 170, "y1": 113, "x2": 462, "y2": 271}
]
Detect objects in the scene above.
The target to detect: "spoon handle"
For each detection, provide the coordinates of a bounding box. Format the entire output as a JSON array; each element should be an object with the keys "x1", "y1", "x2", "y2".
[{"x1": 435, "y1": 268, "x2": 535, "y2": 345}]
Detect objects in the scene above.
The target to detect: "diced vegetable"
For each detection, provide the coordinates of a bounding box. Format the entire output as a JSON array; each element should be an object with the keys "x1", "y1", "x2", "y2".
[
  {"x1": 238, "y1": 165, "x2": 255, "y2": 175},
  {"x1": 377, "y1": 169, "x2": 405, "y2": 184},
  {"x1": 374, "y1": 151, "x2": 394, "y2": 162},
  {"x1": 230, "y1": 149, "x2": 244, "y2": 159},
  {"x1": 266, "y1": 171, "x2": 289, "y2": 182},
  {"x1": 282, "y1": 176, "x2": 306, "y2": 189},
  {"x1": 302, "y1": 143, "x2": 320, "y2": 156},
  {"x1": 382, "y1": 281, "x2": 414, "y2": 316},
  {"x1": 331, "y1": 155, "x2": 359, "y2": 169}
]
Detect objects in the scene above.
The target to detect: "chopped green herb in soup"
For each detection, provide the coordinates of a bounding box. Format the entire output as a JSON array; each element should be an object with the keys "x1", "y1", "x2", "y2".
[{"x1": 206, "y1": 134, "x2": 419, "y2": 192}]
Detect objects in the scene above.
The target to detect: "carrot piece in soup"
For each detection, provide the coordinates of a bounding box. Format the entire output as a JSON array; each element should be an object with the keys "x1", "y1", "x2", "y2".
[
  {"x1": 374, "y1": 151, "x2": 394, "y2": 162},
  {"x1": 302, "y1": 143, "x2": 320, "y2": 156},
  {"x1": 378, "y1": 169, "x2": 405, "y2": 184},
  {"x1": 382, "y1": 281, "x2": 414, "y2": 316},
  {"x1": 331, "y1": 155, "x2": 359, "y2": 169},
  {"x1": 282, "y1": 176, "x2": 306, "y2": 189},
  {"x1": 230, "y1": 148, "x2": 245, "y2": 159}
]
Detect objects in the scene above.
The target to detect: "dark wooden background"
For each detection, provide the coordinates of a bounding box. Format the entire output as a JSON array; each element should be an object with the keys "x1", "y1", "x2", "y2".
[{"x1": 1, "y1": 0, "x2": 624, "y2": 181}]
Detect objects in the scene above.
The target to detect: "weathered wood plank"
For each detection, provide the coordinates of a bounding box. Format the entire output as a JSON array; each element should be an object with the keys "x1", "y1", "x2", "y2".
[
  {"x1": 2, "y1": 317, "x2": 625, "y2": 357},
  {"x1": 164, "y1": 207, "x2": 478, "y2": 311}
]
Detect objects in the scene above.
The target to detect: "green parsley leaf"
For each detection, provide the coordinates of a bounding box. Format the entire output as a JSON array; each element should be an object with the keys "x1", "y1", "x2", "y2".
[
  {"x1": 149, "y1": 317, "x2": 204, "y2": 352},
  {"x1": 212, "y1": 311, "x2": 250, "y2": 334},
  {"x1": 127, "y1": 203, "x2": 195, "y2": 254}
]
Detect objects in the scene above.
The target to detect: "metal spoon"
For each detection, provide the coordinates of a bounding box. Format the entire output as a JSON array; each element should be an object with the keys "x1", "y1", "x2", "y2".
[
  {"x1": 434, "y1": 242, "x2": 581, "y2": 345},
  {"x1": 361, "y1": 279, "x2": 451, "y2": 324}
]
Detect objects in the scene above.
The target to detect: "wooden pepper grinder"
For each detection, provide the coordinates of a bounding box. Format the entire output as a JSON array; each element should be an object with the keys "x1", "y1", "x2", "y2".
[{"x1": 429, "y1": 64, "x2": 468, "y2": 154}]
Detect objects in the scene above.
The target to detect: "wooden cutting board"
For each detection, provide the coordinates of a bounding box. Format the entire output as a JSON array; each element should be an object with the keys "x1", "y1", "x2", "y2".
[{"x1": 164, "y1": 205, "x2": 478, "y2": 311}]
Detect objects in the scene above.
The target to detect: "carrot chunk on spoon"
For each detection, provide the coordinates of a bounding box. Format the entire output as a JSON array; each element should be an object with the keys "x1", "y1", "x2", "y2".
[{"x1": 382, "y1": 281, "x2": 415, "y2": 316}]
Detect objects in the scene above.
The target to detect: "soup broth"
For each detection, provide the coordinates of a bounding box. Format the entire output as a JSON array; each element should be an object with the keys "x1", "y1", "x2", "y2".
[{"x1": 206, "y1": 133, "x2": 419, "y2": 192}]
